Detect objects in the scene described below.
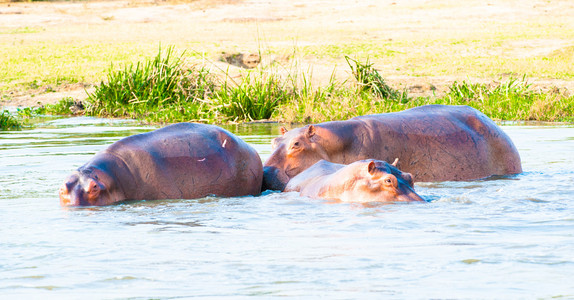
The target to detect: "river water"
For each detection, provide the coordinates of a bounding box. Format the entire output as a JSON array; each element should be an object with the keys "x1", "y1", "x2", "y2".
[{"x1": 1, "y1": 117, "x2": 573, "y2": 299}]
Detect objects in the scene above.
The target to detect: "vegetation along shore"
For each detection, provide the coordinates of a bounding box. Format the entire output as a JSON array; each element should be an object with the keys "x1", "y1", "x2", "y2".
[
  {"x1": 3, "y1": 45, "x2": 573, "y2": 130},
  {"x1": 1, "y1": 0, "x2": 573, "y2": 129}
]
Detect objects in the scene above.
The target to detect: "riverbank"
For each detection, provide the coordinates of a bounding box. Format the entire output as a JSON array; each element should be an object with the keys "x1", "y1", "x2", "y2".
[
  {"x1": 1, "y1": 0, "x2": 573, "y2": 120},
  {"x1": 28, "y1": 52, "x2": 574, "y2": 125}
]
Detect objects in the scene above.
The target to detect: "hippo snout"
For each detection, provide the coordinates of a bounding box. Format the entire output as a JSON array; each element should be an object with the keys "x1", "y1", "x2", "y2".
[
  {"x1": 396, "y1": 188, "x2": 425, "y2": 203},
  {"x1": 59, "y1": 183, "x2": 74, "y2": 206},
  {"x1": 59, "y1": 174, "x2": 105, "y2": 207},
  {"x1": 59, "y1": 183, "x2": 87, "y2": 206},
  {"x1": 262, "y1": 166, "x2": 289, "y2": 191}
]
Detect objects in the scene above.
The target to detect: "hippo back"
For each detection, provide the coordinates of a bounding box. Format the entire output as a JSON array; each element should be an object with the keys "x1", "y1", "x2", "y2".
[
  {"x1": 102, "y1": 123, "x2": 262, "y2": 200},
  {"x1": 350, "y1": 105, "x2": 522, "y2": 181}
]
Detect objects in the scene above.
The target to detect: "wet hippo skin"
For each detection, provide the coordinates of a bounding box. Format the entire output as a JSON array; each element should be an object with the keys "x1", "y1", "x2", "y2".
[
  {"x1": 264, "y1": 105, "x2": 522, "y2": 191},
  {"x1": 59, "y1": 123, "x2": 263, "y2": 206},
  {"x1": 285, "y1": 159, "x2": 425, "y2": 203}
]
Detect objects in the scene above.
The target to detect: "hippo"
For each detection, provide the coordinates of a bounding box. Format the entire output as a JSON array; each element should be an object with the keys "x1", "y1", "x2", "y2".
[
  {"x1": 264, "y1": 105, "x2": 522, "y2": 191},
  {"x1": 285, "y1": 159, "x2": 425, "y2": 203},
  {"x1": 59, "y1": 123, "x2": 263, "y2": 206}
]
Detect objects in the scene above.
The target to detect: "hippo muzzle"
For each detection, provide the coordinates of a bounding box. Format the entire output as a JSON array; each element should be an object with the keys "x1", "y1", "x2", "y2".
[
  {"x1": 262, "y1": 166, "x2": 290, "y2": 191},
  {"x1": 59, "y1": 182, "x2": 93, "y2": 206},
  {"x1": 59, "y1": 173, "x2": 110, "y2": 207},
  {"x1": 395, "y1": 189, "x2": 425, "y2": 203}
]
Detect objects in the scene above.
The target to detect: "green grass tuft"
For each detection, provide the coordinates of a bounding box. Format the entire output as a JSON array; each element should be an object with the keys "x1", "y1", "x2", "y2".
[
  {"x1": 215, "y1": 71, "x2": 290, "y2": 122},
  {"x1": 86, "y1": 45, "x2": 217, "y2": 122},
  {"x1": 0, "y1": 110, "x2": 21, "y2": 130},
  {"x1": 439, "y1": 77, "x2": 574, "y2": 122},
  {"x1": 277, "y1": 76, "x2": 574, "y2": 123},
  {"x1": 345, "y1": 56, "x2": 408, "y2": 102},
  {"x1": 37, "y1": 97, "x2": 85, "y2": 115}
]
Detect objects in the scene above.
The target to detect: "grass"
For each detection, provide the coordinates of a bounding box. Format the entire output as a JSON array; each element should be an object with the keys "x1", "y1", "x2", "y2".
[
  {"x1": 0, "y1": 110, "x2": 21, "y2": 130},
  {"x1": 33, "y1": 97, "x2": 83, "y2": 115},
  {"x1": 78, "y1": 50, "x2": 414, "y2": 123},
  {"x1": 2, "y1": 1, "x2": 572, "y2": 129},
  {"x1": 215, "y1": 71, "x2": 290, "y2": 121},
  {"x1": 33, "y1": 48, "x2": 573, "y2": 124},
  {"x1": 439, "y1": 78, "x2": 574, "y2": 122},
  {"x1": 345, "y1": 56, "x2": 408, "y2": 102},
  {"x1": 2, "y1": 20, "x2": 574, "y2": 96},
  {"x1": 80, "y1": 46, "x2": 290, "y2": 123},
  {"x1": 295, "y1": 35, "x2": 574, "y2": 79},
  {"x1": 0, "y1": 41, "x2": 177, "y2": 94},
  {"x1": 85, "y1": 46, "x2": 216, "y2": 122},
  {"x1": 278, "y1": 77, "x2": 574, "y2": 124}
]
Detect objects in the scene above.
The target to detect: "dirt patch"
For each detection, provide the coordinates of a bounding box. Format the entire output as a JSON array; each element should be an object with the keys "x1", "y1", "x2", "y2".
[
  {"x1": 221, "y1": 52, "x2": 261, "y2": 69},
  {"x1": 3, "y1": 84, "x2": 94, "y2": 108}
]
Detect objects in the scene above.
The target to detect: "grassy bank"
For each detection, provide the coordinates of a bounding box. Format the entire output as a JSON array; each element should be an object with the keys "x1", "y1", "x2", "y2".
[
  {"x1": 3, "y1": 1, "x2": 574, "y2": 130},
  {"x1": 29, "y1": 47, "x2": 573, "y2": 126},
  {"x1": 2, "y1": 16, "x2": 573, "y2": 98}
]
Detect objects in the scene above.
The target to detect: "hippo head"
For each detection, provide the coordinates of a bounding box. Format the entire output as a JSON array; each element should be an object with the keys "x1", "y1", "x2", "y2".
[
  {"x1": 59, "y1": 166, "x2": 122, "y2": 207},
  {"x1": 337, "y1": 159, "x2": 424, "y2": 203},
  {"x1": 263, "y1": 125, "x2": 329, "y2": 191}
]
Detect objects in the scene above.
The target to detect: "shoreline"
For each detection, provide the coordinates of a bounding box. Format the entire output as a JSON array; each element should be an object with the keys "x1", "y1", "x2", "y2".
[{"x1": 1, "y1": 0, "x2": 573, "y2": 109}]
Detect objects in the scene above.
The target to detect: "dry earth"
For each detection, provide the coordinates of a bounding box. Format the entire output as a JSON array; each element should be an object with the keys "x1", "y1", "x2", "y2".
[{"x1": 1, "y1": 0, "x2": 573, "y2": 107}]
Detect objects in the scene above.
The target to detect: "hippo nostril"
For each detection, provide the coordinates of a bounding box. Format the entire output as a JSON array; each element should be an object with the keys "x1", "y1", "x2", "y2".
[
  {"x1": 59, "y1": 184, "x2": 68, "y2": 195},
  {"x1": 59, "y1": 185, "x2": 73, "y2": 206}
]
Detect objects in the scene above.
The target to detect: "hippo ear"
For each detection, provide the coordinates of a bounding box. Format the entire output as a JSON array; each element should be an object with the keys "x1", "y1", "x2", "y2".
[
  {"x1": 401, "y1": 172, "x2": 415, "y2": 188},
  {"x1": 280, "y1": 126, "x2": 288, "y2": 135},
  {"x1": 367, "y1": 160, "x2": 377, "y2": 175},
  {"x1": 306, "y1": 125, "x2": 316, "y2": 138},
  {"x1": 391, "y1": 158, "x2": 399, "y2": 167},
  {"x1": 367, "y1": 160, "x2": 383, "y2": 179}
]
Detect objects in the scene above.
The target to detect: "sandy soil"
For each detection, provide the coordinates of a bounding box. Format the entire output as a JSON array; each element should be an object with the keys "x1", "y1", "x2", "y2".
[{"x1": 1, "y1": 0, "x2": 573, "y2": 107}]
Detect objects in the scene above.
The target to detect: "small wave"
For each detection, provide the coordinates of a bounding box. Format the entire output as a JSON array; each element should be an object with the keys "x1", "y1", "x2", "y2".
[{"x1": 102, "y1": 276, "x2": 141, "y2": 282}]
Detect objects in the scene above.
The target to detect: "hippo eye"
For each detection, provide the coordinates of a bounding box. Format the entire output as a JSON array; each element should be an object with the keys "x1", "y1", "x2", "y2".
[
  {"x1": 289, "y1": 141, "x2": 301, "y2": 150},
  {"x1": 383, "y1": 176, "x2": 397, "y2": 187},
  {"x1": 287, "y1": 140, "x2": 303, "y2": 154}
]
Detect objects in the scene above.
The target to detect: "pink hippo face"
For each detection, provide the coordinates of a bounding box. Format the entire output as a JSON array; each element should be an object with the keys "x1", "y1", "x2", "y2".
[
  {"x1": 285, "y1": 159, "x2": 425, "y2": 203},
  {"x1": 335, "y1": 160, "x2": 424, "y2": 203},
  {"x1": 59, "y1": 167, "x2": 121, "y2": 207},
  {"x1": 263, "y1": 125, "x2": 330, "y2": 191}
]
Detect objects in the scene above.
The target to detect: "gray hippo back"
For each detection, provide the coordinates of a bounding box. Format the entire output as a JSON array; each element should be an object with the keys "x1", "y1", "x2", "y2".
[{"x1": 59, "y1": 123, "x2": 263, "y2": 206}]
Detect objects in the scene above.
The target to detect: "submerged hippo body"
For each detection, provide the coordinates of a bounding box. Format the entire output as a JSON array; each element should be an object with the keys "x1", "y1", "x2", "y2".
[
  {"x1": 60, "y1": 123, "x2": 263, "y2": 206},
  {"x1": 264, "y1": 105, "x2": 522, "y2": 191},
  {"x1": 285, "y1": 159, "x2": 425, "y2": 203}
]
